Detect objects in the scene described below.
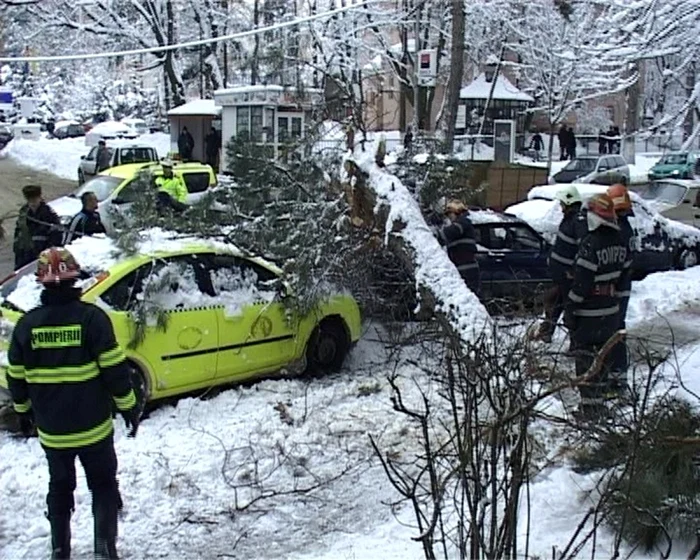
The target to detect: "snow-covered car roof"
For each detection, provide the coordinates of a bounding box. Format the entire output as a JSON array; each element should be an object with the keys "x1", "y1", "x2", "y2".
[
  {"x1": 54, "y1": 120, "x2": 80, "y2": 129},
  {"x1": 89, "y1": 121, "x2": 134, "y2": 134},
  {"x1": 1, "y1": 229, "x2": 282, "y2": 312},
  {"x1": 508, "y1": 186, "x2": 700, "y2": 246},
  {"x1": 469, "y1": 208, "x2": 529, "y2": 225}
]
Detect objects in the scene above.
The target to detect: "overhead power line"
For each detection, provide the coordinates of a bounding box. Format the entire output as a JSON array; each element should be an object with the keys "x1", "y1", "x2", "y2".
[{"x1": 0, "y1": 0, "x2": 375, "y2": 63}]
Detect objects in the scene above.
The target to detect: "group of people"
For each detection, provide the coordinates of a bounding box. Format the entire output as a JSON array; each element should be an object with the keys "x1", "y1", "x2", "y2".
[
  {"x1": 535, "y1": 183, "x2": 636, "y2": 418},
  {"x1": 599, "y1": 126, "x2": 622, "y2": 155},
  {"x1": 12, "y1": 186, "x2": 106, "y2": 271},
  {"x1": 177, "y1": 126, "x2": 222, "y2": 171},
  {"x1": 558, "y1": 125, "x2": 578, "y2": 160},
  {"x1": 13, "y1": 161, "x2": 188, "y2": 271}
]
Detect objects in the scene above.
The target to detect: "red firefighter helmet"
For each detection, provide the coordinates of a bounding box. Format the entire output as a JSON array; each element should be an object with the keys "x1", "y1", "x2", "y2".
[{"x1": 36, "y1": 248, "x2": 81, "y2": 285}]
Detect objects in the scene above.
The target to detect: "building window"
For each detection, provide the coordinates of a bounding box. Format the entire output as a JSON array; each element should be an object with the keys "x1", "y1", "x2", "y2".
[
  {"x1": 278, "y1": 116, "x2": 289, "y2": 143},
  {"x1": 236, "y1": 107, "x2": 250, "y2": 138},
  {"x1": 291, "y1": 117, "x2": 302, "y2": 139},
  {"x1": 251, "y1": 106, "x2": 263, "y2": 142}
]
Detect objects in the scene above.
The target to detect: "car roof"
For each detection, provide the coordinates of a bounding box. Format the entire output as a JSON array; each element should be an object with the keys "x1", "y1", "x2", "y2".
[
  {"x1": 469, "y1": 208, "x2": 530, "y2": 226},
  {"x1": 99, "y1": 161, "x2": 211, "y2": 179}
]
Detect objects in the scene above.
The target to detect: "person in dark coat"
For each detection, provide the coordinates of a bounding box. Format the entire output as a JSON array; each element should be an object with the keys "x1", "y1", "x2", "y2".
[
  {"x1": 178, "y1": 127, "x2": 195, "y2": 161},
  {"x1": 63, "y1": 192, "x2": 107, "y2": 245},
  {"x1": 606, "y1": 183, "x2": 636, "y2": 397},
  {"x1": 598, "y1": 130, "x2": 608, "y2": 155},
  {"x1": 566, "y1": 126, "x2": 577, "y2": 159},
  {"x1": 437, "y1": 200, "x2": 480, "y2": 294},
  {"x1": 529, "y1": 130, "x2": 544, "y2": 161},
  {"x1": 535, "y1": 185, "x2": 587, "y2": 343},
  {"x1": 204, "y1": 127, "x2": 221, "y2": 171},
  {"x1": 558, "y1": 125, "x2": 568, "y2": 160},
  {"x1": 96, "y1": 140, "x2": 111, "y2": 173},
  {"x1": 403, "y1": 126, "x2": 414, "y2": 152},
  {"x1": 565, "y1": 193, "x2": 629, "y2": 419},
  {"x1": 13, "y1": 185, "x2": 63, "y2": 270}
]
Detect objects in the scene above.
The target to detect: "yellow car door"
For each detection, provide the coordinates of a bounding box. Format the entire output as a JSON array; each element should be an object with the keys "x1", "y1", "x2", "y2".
[
  {"x1": 99, "y1": 255, "x2": 218, "y2": 393},
  {"x1": 201, "y1": 254, "x2": 297, "y2": 380}
]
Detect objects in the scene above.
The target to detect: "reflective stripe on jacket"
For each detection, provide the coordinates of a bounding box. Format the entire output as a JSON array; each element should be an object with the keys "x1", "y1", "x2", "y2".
[{"x1": 156, "y1": 175, "x2": 188, "y2": 203}]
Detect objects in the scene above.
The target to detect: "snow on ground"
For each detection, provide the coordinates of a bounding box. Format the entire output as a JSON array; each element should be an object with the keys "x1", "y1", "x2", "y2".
[
  {"x1": 0, "y1": 324, "x2": 645, "y2": 560},
  {"x1": 3, "y1": 132, "x2": 171, "y2": 182}
]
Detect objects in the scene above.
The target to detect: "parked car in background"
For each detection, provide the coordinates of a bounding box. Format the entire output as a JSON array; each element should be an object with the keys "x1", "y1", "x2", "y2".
[
  {"x1": 121, "y1": 117, "x2": 149, "y2": 136},
  {"x1": 78, "y1": 144, "x2": 159, "y2": 184},
  {"x1": 0, "y1": 124, "x2": 13, "y2": 150},
  {"x1": 637, "y1": 179, "x2": 700, "y2": 227},
  {"x1": 0, "y1": 233, "x2": 362, "y2": 406},
  {"x1": 85, "y1": 121, "x2": 139, "y2": 146},
  {"x1": 469, "y1": 210, "x2": 552, "y2": 305},
  {"x1": 50, "y1": 161, "x2": 216, "y2": 234},
  {"x1": 550, "y1": 154, "x2": 630, "y2": 185},
  {"x1": 52, "y1": 120, "x2": 85, "y2": 139},
  {"x1": 647, "y1": 151, "x2": 699, "y2": 180},
  {"x1": 508, "y1": 183, "x2": 700, "y2": 276}
]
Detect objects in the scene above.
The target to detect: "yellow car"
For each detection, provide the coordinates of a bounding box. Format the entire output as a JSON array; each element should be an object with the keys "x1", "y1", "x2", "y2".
[
  {"x1": 0, "y1": 233, "x2": 362, "y2": 406},
  {"x1": 49, "y1": 161, "x2": 217, "y2": 234}
]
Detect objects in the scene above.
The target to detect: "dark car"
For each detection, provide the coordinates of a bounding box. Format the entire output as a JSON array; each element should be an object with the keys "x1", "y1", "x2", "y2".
[
  {"x1": 53, "y1": 122, "x2": 86, "y2": 139},
  {"x1": 470, "y1": 210, "x2": 552, "y2": 305},
  {"x1": 0, "y1": 124, "x2": 13, "y2": 150},
  {"x1": 552, "y1": 155, "x2": 630, "y2": 185}
]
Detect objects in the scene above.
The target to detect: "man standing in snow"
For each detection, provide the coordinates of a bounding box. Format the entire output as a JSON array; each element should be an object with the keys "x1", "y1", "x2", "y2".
[
  {"x1": 96, "y1": 140, "x2": 111, "y2": 173},
  {"x1": 535, "y1": 185, "x2": 586, "y2": 343},
  {"x1": 13, "y1": 184, "x2": 63, "y2": 270},
  {"x1": 565, "y1": 193, "x2": 629, "y2": 419},
  {"x1": 178, "y1": 127, "x2": 195, "y2": 161},
  {"x1": 205, "y1": 126, "x2": 221, "y2": 171},
  {"x1": 437, "y1": 200, "x2": 480, "y2": 294},
  {"x1": 607, "y1": 183, "x2": 636, "y2": 397},
  {"x1": 558, "y1": 125, "x2": 569, "y2": 160},
  {"x1": 6, "y1": 247, "x2": 140, "y2": 559},
  {"x1": 63, "y1": 191, "x2": 107, "y2": 245},
  {"x1": 529, "y1": 130, "x2": 544, "y2": 161}
]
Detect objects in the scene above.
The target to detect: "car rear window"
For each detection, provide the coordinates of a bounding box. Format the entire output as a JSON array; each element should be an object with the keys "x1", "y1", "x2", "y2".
[
  {"x1": 183, "y1": 172, "x2": 211, "y2": 193},
  {"x1": 120, "y1": 148, "x2": 156, "y2": 164},
  {"x1": 72, "y1": 175, "x2": 123, "y2": 202},
  {"x1": 563, "y1": 158, "x2": 596, "y2": 172}
]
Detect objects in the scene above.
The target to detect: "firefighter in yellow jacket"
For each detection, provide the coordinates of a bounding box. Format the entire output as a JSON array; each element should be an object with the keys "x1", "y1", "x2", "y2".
[
  {"x1": 7, "y1": 247, "x2": 140, "y2": 560},
  {"x1": 155, "y1": 160, "x2": 188, "y2": 204}
]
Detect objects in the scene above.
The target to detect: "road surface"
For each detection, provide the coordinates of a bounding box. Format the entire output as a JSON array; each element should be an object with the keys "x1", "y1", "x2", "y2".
[{"x1": 0, "y1": 154, "x2": 76, "y2": 278}]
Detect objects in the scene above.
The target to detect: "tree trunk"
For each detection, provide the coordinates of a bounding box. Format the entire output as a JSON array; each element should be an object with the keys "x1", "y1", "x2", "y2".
[
  {"x1": 441, "y1": 0, "x2": 465, "y2": 151},
  {"x1": 252, "y1": 0, "x2": 260, "y2": 85}
]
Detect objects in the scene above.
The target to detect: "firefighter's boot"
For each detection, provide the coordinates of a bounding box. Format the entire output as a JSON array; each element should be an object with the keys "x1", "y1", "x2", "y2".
[
  {"x1": 93, "y1": 499, "x2": 119, "y2": 560},
  {"x1": 49, "y1": 514, "x2": 71, "y2": 560}
]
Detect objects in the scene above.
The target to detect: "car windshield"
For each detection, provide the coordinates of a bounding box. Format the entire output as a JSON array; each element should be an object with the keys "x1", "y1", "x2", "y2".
[
  {"x1": 70, "y1": 175, "x2": 123, "y2": 202},
  {"x1": 639, "y1": 182, "x2": 687, "y2": 205},
  {"x1": 0, "y1": 262, "x2": 100, "y2": 313},
  {"x1": 562, "y1": 158, "x2": 596, "y2": 172},
  {"x1": 660, "y1": 153, "x2": 689, "y2": 165},
  {"x1": 120, "y1": 148, "x2": 155, "y2": 164}
]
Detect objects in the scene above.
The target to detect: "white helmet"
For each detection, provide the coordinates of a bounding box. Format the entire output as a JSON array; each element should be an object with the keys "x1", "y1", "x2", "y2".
[{"x1": 555, "y1": 185, "x2": 582, "y2": 206}]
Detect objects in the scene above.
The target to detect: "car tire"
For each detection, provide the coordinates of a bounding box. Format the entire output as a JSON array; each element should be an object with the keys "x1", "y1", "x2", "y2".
[
  {"x1": 676, "y1": 248, "x2": 699, "y2": 270},
  {"x1": 127, "y1": 362, "x2": 151, "y2": 416},
  {"x1": 78, "y1": 169, "x2": 85, "y2": 185},
  {"x1": 305, "y1": 318, "x2": 350, "y2": 375}
]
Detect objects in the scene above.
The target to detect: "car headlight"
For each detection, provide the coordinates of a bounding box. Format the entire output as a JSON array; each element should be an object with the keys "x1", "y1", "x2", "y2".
[{"x1": 671, "y1": 169, "x2": 680, "y2": 176}]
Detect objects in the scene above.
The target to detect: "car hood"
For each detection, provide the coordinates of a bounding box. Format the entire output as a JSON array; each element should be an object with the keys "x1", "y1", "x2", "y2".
[
  {"x1": 553, "y1": 169, "x2": 590, "y2": 183},
  {"x1": 650, "y1": 163, "x2": 688, "y2": 174},
  {"x1": 49, "y1": 196, "x2": 82, "y2": 220}
]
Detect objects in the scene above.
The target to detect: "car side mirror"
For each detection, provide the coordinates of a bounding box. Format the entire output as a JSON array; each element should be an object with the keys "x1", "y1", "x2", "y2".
[{"x1": 80, "y1": 155, "x2": 85, "y2": 160}]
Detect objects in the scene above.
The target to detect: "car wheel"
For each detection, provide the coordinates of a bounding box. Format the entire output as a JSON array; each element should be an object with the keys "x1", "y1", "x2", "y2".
[
  {"x1": 128, "y1": 362, "x2": 151, "y2": 416},
  {"x1": 78, "y1": 169, "x2": 85, "y2": 185},
  {"x1": 305, "y1": 318, "x2": 350, "y2": 375},
  {"x1": 677, "y1": 248, "x2": 699, "y2": 270}
]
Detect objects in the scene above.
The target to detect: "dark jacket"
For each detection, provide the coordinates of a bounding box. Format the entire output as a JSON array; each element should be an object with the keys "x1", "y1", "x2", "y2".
[
  {"x1": 617, "y1": 214, "x2": 635, "y2": 300},
  {"x1": 178, "y1": 131, "x2": 194, "y2": 155},
  {"x1": 437, "y1": 212, "x2": 479, "y2": 279},
  {"x1": 530, "y1": 133, "x2": 544, "y2": 151},
  {"x1": 205, "y1": 131, "x2": 221, "y2": 156},
  {"x1": 7, "y1": 287, "x2": 135, "y2": 449},
  {"x1": 96, "y1": 147, "x2": 111, "y2": 172},
  {"x1": 567, "y1": 221, "x2": 629, "y2": 337},
  {"x1": 549, "y1": 206, "x2": 587, "y2": 283},
  {"x1": 13, "y1": 202, "x2": 62, "y2": 267},
  {"x1": 63, "y1": 209, "x2": 106, "y2": 245}
]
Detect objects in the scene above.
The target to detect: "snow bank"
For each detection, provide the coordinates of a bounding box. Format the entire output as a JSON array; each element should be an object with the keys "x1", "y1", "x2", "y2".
[
  {"x1": 626, "y1": 266, "x2": 700, "y2": 328},
  {"x1": 4, "y1": 132, "x2": 171, "y2": 181},
  {"x1": 346, "y1": 145, "x2": 492, "y2": 343}
]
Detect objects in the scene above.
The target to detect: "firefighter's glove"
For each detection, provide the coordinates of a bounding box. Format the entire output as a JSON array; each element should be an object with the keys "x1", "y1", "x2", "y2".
[
  {"x1": 17, "y1": 411, "x2": 34, "y2": 438},
  {"x1": 120, "y1": 407, "x2": 141, "y2": 438}
]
